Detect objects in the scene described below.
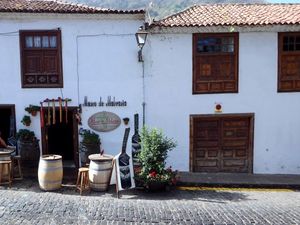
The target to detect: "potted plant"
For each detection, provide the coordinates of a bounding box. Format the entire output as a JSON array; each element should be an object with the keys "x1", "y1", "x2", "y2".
[
  {"x1": 79, "y1": 129, "x2": 101, "y2": 166},
  {"x1": 135, "y1": 127, "x2": 177, "y2": 191},
  {"x1": 123, "y1": 117, "x2": 130, "y2": 125},
  {"x1": 25, "y1": 105, "x2": 40, "y2": 116},
  {"x1": 21, "y1": 115, "x2": 31, "y2": 126},
  {"x1": 16, "y1": 129, "x2": 40, "y2": 165}
]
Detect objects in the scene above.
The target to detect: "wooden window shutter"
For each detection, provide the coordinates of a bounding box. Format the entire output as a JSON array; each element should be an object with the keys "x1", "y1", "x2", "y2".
[
  {"x1": 20, "y1": 30, "x2": 63, "y2": 88},
  {"x1": 193, "y1": 33, "x2": 239, "y2": 94},
  {"x1": 278, "y1": 32, "x2": 300, "y2": 92}
]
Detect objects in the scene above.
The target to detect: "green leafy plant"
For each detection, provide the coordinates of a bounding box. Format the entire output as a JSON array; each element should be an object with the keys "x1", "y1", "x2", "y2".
[
  {"x1": 25, "y1": 105, "x2": 40, "y2": 116},
  {"x1": 79, "y1": 128, "x2": 101, "y2": 166},
  {"x1": 80, "y1": 129, "x2": 101, "y2": 145},
  {"x1": 136, "y1": 127, "x2": 177, "y2": 187},
  {"x1": 21, "y1": 115, "x2": 31, "y2": 126},
  {"x1": 16, "y1": 129, "x2": 36, "y2": 142}
]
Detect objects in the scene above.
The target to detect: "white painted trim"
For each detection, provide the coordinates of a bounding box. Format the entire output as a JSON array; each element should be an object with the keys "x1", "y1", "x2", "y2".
[
  {"x1": 0, "y1": 12, "x2": 145, "y2": 20},
  {"x1": 149, "y1": 25, "x2": 300, "y2": 34}
]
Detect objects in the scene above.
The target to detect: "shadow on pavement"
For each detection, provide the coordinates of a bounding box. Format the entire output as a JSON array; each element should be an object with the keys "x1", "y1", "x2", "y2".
[
  {"x1": 0, "y1": 164, "x2": 250, "y2": 203},
  {"x1": 1, "y1": 177, "x2": 250, "y2": 204}
]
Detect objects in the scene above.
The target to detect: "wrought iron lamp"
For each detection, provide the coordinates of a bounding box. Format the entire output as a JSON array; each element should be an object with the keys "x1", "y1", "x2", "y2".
[{"x1": 135, "y1": 26, "x2": 148, "y2": 62}]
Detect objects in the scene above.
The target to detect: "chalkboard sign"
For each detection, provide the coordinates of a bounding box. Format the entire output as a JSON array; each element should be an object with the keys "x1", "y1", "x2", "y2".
[{"x1": 114, "y1": 128, "x2": 135, "y2": 192}]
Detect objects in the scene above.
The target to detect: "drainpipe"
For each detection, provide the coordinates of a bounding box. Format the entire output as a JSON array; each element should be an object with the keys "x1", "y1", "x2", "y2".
[{"x1": 142, "y1": 60, "x2": 146, "y2": 126}]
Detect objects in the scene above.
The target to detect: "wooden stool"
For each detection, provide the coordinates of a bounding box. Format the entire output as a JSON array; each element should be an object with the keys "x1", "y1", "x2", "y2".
[
  {"x1": 76, "y1": 167, "x2": 89, "y2": 195},
  {"x1": 12, "y1": 155, "x2": 23, "y2": 180},
  {"x1": 0, "y1": 160, "x2": 12, "y2": 188}
]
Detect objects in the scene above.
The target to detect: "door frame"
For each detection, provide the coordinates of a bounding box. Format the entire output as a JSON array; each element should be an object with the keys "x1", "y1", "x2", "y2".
[
  {"x1": 189, "y1": 113, "x2": 254, "y2": 173},
  {"x1": 41, "y1": 106, "x2": 79, "y2": 167},
  {"x1": 0, "y1": 104, "x2": 16, "y2": 137}
]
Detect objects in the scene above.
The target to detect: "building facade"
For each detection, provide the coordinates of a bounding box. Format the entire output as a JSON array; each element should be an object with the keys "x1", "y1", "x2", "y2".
[
  {"x1": 1, "y1": 1, "x2": 300, "y2": 174},
  {"x1": 147, "y1": 4, "x2": 300, "y2": 174},
  {"x1": 0, "y1": 0, "x2": 145, "y2": 167}
]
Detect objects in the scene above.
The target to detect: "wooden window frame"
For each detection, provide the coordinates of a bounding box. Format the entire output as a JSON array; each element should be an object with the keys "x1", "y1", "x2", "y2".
[
  {"x1": 278, "y1": 32, "x2": 300, "y2": 92},
  {"x1": 19, "y1": 30, "x2": 63, "y2": 88},
  {"x1": 193, "y1": 33, "x2": 239, "y2": 94}
]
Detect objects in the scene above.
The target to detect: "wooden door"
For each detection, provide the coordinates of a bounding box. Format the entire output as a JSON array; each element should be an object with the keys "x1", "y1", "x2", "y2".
[
  {"x1": 190, "y1": 114, "x2": 254, "y2": 173},
  {"x1": 41, "y1": 107, "x2": 79, "y2": 167},
  {"x1": 0, "y1": 105, "x2": 16, "y2": 142}
]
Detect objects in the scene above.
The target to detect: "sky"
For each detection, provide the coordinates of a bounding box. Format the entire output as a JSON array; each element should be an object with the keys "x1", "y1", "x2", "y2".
[{"x1": 268, "y1": 0, "x2": 300, "y2": 2}]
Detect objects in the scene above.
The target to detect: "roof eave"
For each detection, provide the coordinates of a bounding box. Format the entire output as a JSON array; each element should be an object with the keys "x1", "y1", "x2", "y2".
[
  {"x1": 0, "y1": 11, "x2": 145, "y2": 20},
  {"x1": 148, "y1": 24, "x2": 300, "y2": 34}
]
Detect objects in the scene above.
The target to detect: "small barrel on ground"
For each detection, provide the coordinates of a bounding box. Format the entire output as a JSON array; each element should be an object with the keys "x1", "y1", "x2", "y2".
[
  {"x1": 38, "y1": 154, "x2": 63, "y2": 191},
  {"x1": 88, "y1": 154, "x2": 113, "y2": 191}
]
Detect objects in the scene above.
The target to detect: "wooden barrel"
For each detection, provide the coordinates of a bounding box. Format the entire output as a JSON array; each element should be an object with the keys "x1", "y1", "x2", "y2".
[
  {"x1": 18, "y1": 140, "x2": 40, "y2": 164},
  {"x1": 88, "y1": 154, "x2": 113, "y2": 191},
  {"x1": 38, "y1": 155, "x2": 63, "y2": 191},
  {"x1": 0, "y1": 148, "x2": 15, "y2": 176}
]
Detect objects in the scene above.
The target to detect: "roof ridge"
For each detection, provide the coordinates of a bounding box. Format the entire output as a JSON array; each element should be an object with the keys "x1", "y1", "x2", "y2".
[
  {"x1": 155, "y1": 4, "x2": 199, "y2": 23},
  {"x1": 0, "y1": 0, "x2": 145, "y2": 14},
  {"x1": 53, "y1": 0, "x2": 145, "y2": 12},
  {"x1": 37, "y1": 0, "x2": 130, "y2": 12},
  {"x1": 191, "y1": 3, "x2": 300, "y2": 6},
  {"x1": 152, "y1": 3, "x2": 300, "y2": 28}
]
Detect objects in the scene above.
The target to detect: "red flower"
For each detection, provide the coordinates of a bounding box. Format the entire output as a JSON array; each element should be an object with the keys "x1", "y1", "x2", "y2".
[{"x1": 149, "y1": 171, "x2": 157, "y2": 177}]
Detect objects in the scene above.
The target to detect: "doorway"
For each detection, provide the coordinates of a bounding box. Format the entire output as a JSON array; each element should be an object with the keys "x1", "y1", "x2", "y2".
[
  {"x1": 190, "y1": 113, "x2": 254, "y2": 173},
  {"x1": 0, "y1": 105, "x2": 16, "y2": 144},
  {"x1": 41, "y1": 107, "x2": 79, "y2": 168}
]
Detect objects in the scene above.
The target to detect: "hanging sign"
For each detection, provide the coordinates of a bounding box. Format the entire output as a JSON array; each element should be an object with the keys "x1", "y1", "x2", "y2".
[{"x1": 88, "y1": 111, "x2": 121, "y2": 132}]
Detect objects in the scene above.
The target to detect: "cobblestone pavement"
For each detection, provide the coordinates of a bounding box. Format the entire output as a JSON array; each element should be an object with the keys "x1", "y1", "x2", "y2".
[{"x1": 0, "y1": 179, "x2": 300, "y2": 225}]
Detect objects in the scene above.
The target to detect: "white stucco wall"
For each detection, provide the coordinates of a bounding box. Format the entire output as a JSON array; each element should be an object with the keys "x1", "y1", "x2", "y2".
[
  {"x1": 145, "y1": 32, "x2": 300, "y2": 174},
  {"x1": 0, "y1": 16, "x2": 144, "y2": 158},
  {"x1": 1, "y1": 15, "x2": 300, "y2": 174}
]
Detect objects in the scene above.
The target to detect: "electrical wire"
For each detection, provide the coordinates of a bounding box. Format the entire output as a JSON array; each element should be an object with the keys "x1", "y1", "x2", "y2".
[
  {"x1": 0, "y1": 31, "x2": 19, "y2": 36},
  {"x1": 75, "y1": 32, "x2": 136, "y2": 107}
]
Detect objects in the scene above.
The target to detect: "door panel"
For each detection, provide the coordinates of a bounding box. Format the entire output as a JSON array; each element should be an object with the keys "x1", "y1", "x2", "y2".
[
  {"x1": 192, "y1": 118, "x2": 220, "y2": 172},
  {"x1": 190, "y1": 114, "x2": 253, "y2": 173}
]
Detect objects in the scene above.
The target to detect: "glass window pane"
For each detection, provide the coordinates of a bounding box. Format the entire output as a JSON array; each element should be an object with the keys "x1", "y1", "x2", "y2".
[
  {"x1": 283, "y1": 36, "x2": 289, "y2": 45},
  {"x1": 228, "y1": 37, "x2": 234, "y2": 45},
  {"x1": 222, "y1": 38, "x2": 228, "y2": 45},
  {"x1": 221, "y1": 45, "x2": 228, "y2": 52},
  {"x1": 228, "y1": 44, "x2": 234, "y2": 52},
  {"x1": 289, "y1": 36, "x2": 295, "y2": 44},
  {"x1": 49, "y1": 36, "x2": 57, "y2": 48},
  {"x1": 197, "y1": 36, "x2": 234, "y2": 53},
  {"x1": 214, "y1": 45, "x2": 221, "y2": 52},
  {"x1": 34, "y1": 36, "x2": 41, "y2": 47},
  {"x1": 25, "y1": 36, "x2": 33, "y2": 48},
  {"x1": 283, "y1": 43, "x2": 289, "y2": 51},
  {"x1": 197, "y1": 45, "x2": 204, "y2": 52},
  {"x1": 42, "y1": 36, "x2": 49, "y2": 48}
]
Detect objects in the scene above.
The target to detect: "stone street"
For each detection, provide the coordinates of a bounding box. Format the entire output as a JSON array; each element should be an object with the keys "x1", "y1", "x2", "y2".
[{"x1": 0, "y1": 180, "x2": 300, "y2": 225}]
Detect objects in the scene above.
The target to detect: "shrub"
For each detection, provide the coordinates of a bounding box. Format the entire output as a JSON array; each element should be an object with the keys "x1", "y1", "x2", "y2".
[{"x1": 136, "y1": 127, "x2": 177, "y2": 186}]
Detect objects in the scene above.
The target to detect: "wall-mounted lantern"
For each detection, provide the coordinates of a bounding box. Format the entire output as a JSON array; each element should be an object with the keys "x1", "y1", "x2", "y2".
[{"x1": 135, "y1": 26, "x2": 148, "y2": 62}]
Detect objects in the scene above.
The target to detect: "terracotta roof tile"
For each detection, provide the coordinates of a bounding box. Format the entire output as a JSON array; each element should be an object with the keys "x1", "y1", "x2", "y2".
[
  {"x1": 152, "y1": 4, "x2": 300, "y2": 27},
  {"x1": 0, "y1": 0, "x2": 144, "y2": 14}
]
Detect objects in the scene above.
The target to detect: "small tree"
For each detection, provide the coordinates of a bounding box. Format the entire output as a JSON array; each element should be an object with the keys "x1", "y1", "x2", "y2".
[{"x1": 137, "y1": 127, "x2": 177, "y2": 186}]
